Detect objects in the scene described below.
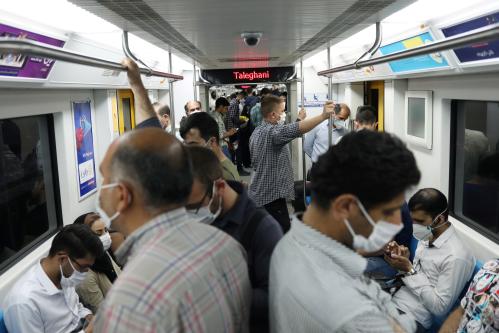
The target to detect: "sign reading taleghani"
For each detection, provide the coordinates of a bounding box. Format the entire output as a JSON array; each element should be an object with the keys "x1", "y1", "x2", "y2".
[
  {"x1": 72, "y1": 101, "x2": 97, "y2": 200},
  {"x1": 379, "y1": 32, "x2": 449, "y2": 73}
]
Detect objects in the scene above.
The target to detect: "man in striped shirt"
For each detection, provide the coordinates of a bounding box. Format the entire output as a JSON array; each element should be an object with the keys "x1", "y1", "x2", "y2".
[{"x1": 93, "y1": 128, "x2": 251, "y2": 332}]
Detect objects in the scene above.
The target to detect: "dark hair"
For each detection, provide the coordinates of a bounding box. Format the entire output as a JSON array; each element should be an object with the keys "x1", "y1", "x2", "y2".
[
  {"x1": 356, "y1": 106, "x2": 376, "y2": 125},
  {"x1": 153, "y1": 102, "x2": 170, "y2": 117},
  {"x1": 215, "y1": 97, "x2": 230, "y2": 109},
  {"x1": 49, "y1": 224, "x2": 104, "y2": 259},
  {"x1": 180, "y1": 112, "x2": 220, "y2": 145},
  {"x1": 311, "y1": 130, "x2": 420, "y2": 210},
  {"x1": 110, "y1": 129, "x2": 193, "y2": 209},
  {"x1": 477, "y1": 153, "x2": 499, "y2": 181},
  {"x1": 408, "y1": 188, "x2": 448, "y2": 219},
  {"x1": 74, "y1": 212, "x2": 100, "y2": 227},
  {"x1": 260, "y1": 88, "x2": 271, "y2": 96},
  {"x1": 186, "y1": 146, "x2": 223, "y2": 191},
  {"x1": 261, "y1": 95, "x2": 283, "y2": 118},
  {"x1": 230, "y1": 93, "x2": 237, "y2": 99}
]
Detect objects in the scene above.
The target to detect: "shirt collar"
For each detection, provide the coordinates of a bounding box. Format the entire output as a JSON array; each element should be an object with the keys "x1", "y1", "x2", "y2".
[
  {"x1": 35, "y1": 260, "x2": 61, "y2": 295},
  {"x1": 213, "y1": 181, "x2": 247, "y2": 228},
  {"x1": 431, "y1": 223, "x2": 455, "y2": 248},
  {"x1": 116, "y1": 207, "x2": 188, "y2": 265},
  {"x1": 290, "y1": 215, "x2": 367, "y2": 278}
]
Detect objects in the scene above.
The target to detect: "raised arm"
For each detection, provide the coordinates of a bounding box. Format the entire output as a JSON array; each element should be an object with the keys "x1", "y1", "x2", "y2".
[
  {"x1": 121, "y1": 58, "x2": 156, "y2": 126},
  {"x1": 298, "y1": 101, "x2": 335, "y2": 134}
]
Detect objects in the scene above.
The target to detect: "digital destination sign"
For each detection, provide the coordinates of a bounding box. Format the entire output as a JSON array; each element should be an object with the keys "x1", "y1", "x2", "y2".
[{"x1": 200, "y1": 66, "x2": 295, "y2": 84}]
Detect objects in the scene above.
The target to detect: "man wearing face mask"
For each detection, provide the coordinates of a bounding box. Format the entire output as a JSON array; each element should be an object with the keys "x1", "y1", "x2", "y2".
[
  {"x1": 385, "y1": 188, "x2": 475, "y2": 331},
  {"x1": 93, "y1": 128, "x2": 251, "y2": 332},
  {"x1": 304, "y1": 102, "x2": 350, "y2": 164},
  {"x1": 250, "y1": 95, "x2": 335, "y2": 233},
  {"x1": 180, "y1": 112, "x2": 241, "y2": 181},
  {"x1": 185, "y1": 146, "x2": 283, "y2": 333},
  {"x1": 270, "y1": 130, "x2": 421, "y2": 333},
  {"x1": 4, "y1": 224, "x2": 103, "y2": 333}
]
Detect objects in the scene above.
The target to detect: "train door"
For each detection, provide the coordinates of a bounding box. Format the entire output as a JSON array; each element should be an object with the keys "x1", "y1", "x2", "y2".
[
  {"x1": 365, "y1": 81, "x2": 384, "y2": 131},
  {"x1": 117, "y1": 89, "x2": 136, "y2": 134}
]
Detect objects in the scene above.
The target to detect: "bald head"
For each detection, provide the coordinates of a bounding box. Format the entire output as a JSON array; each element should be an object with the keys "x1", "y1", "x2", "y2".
[
  {"x1": 108, "y1": 128, "x2": 193, "y2": 210},
  {"x1": 184, "y1": 100, "x2": 202, "y2": 115}
]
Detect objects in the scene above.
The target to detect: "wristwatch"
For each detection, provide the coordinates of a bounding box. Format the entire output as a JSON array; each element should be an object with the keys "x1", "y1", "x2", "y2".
[{"x1": 404, "y1": 267, "x2": 417, "y2": 277}]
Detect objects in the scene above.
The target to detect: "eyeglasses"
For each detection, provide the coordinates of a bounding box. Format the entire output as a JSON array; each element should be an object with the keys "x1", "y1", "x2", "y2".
[
  {"x1": 185, "y1": 188, "x2": 211, "y2": 213},
  {"x1": 69, "y1": 257, "x2": 92, "y2": 272}
]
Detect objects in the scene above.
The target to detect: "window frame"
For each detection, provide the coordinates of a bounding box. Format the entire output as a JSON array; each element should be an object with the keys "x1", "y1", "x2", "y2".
[
  {"x1": 449, "y1": 99, "x2": 499, "y2": 244},
  {"x1": 0, "y1": 114, "x2": 63, "y2": 274}
]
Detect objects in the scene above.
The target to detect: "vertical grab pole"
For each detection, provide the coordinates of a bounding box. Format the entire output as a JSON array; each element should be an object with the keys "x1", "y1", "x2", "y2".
[
  {"x1": 327, "y1": 46, "x2": 333, "y2": 147},
  {"x1": 168, "y1": 52, "x2": 176, "y2": 135},
  {"x1": 300, "y1": 59, "x2": 307, "y2": 208},
  {"x1": 193, "y1": 62, "x2": 198, "y2": 101}
]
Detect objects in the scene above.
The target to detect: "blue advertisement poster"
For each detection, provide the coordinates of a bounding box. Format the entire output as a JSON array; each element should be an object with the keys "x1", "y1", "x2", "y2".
[
  {"x1": 73, "y1": 101, "x2": 97, "y2": 200},
  {"x1": 441, "y1": 12, "x2": 499, "y2": 63},
  {"x1": 380, "y1": 32, "x2": 449, "y2": 73}
]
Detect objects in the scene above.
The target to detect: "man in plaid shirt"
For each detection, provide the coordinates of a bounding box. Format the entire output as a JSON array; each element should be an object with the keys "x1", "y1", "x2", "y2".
[
  {"x1": 91, "y1": 61, "x2": 251, "y2": 332},
  {"x1": 249, "y1": 95, "x2": 335, "y2": 232}
]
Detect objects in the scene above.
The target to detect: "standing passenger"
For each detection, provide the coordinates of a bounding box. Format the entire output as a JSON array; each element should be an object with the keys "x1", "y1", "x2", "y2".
[
  {"x1": 186, "y1": 146, "x2": 283, "y2": 333},
  {"x1": 93, "y1": 128, "x2": 251, "y2": 332},
  {"x1": 209, "y1": 97, "x2": 237, "y2": 158},
  {"x1": 152, "y1": 102, "x2": 171, "y2": 132},
  {"x1": 270, "y1": 130, "x2": 421, "y2": 333},
  {"x1": 304, "y1": 103, "x2": 350, "y2": 163},
  {"x1": 249, "y1": 95, "x2": 334, "y2": 232}
]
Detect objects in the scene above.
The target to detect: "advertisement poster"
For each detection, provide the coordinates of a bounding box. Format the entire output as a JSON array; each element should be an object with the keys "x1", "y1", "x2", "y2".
[
  {"x1": 441, "y1": 12, "x2": 499, "y2": 63},
  {"x1": 73, "y1": 101, "x2": 97, "y2": 200},
  {"x1": 380, "y1": 32, "x2": 449, "y2": 73},
  {"x1": 0, "y1": 22, "x2": 65, "y2": 79}
]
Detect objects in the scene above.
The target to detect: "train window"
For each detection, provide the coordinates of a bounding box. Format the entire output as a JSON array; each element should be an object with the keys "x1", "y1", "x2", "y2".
[
  {"x1": 0, "y1": 115, "x2": 61, "y2": 272},
  {"x1": 451, "y1": 100, "x2": 499, "y2": 241}
]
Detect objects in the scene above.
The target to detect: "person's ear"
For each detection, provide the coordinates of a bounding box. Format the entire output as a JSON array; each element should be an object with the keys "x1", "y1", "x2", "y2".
[
  {"x1": 330, "y1": 194, "x2": 357, "y2": 221},
  {"x1": 115, "y1": 183, "x2": 132, "y2": 211},
  {"x1": 214, "y1": 179, "x2": 226, "y2": 196}
]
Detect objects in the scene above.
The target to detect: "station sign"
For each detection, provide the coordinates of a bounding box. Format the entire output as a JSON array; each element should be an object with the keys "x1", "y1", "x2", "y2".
[{"x1": 200, "y1": 66, "x2": 295, "y2": 84}]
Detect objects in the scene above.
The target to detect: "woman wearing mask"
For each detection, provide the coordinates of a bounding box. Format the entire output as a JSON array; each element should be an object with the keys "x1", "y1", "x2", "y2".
[{"x1": 73, "y1": 212, "x2": 122, "y2": 313}]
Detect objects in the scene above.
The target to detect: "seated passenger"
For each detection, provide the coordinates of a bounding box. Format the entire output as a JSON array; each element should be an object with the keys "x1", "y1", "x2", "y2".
[
  {"x1": 363, "y1": 202, "x2": 413, "y2": 279},
  {"x1": 440, "y1": 259, "x2": 499, "y2": 333},
  {"x1": 186, "y1": 145, "x2": 283, "y2": 333},
  {"x1": 387, "y1": 188, "x2": 475, "y2": 331},
  {"x1": 4, "y1": 224, "x2": 103, "y2": 333},
  {"x1": 180, "y1": 112, "x2": 241, "y2": 182},
  {"x1": 73, "y1": 213, "x2": 122, "y2": 313},
  {"x1": 270, "y1": 130, "x2": 420, "y2": 333},
  {"x1": 93, "y1": 128, "x2": 251, "y2": 332}
]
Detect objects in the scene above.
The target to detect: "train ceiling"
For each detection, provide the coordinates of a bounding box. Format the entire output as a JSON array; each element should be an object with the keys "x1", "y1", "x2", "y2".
[{"x1": 69, "y1": 0, "x2": 415, "y2": 69}]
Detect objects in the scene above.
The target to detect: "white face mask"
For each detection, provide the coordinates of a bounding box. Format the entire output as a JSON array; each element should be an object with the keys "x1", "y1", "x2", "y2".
[
  {"x1": 333, "y1": 118, "x2": 346, "y2": 129},
  {"x1": 95, "y1": 183, "x2": 121, "y2": 229},
  {"x1": 344, "y1": 200, "x2": 403, "y2": 252},
  {"x1": 187, "y1": 184, "x2": 222, "y2": 224},
  {"x1": 99, "y1": 232, "x2": 112, "y2": 251},
  {"x1": 278, "y1": 113, "x2": 286, "y2": 125},
  {"x1": 412, "y1": 210, "x2": 448, "y2": 241},
  {"x1": 60, "y1": 258, "x2": 87, "y2": 289}
]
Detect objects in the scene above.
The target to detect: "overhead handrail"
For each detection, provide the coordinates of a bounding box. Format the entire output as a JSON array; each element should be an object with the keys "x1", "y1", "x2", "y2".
[
  {"x1": 0, "y1": 38, "x2": 184, "y2": 80},
  {"x1": 353, "y1": 21, "x2": 382, "y2": 68},
  {"x1": 121, "y1": 31, "x2": 154, "y2": 76},
  {"x1": 318, "y1": 23, "x2": 499, "y2": 76}
]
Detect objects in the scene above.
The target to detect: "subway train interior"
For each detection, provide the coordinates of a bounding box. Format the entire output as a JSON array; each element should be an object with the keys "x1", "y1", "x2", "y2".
[{"x1": 0, "y1": 0, "x2": 498, "y2": 332}]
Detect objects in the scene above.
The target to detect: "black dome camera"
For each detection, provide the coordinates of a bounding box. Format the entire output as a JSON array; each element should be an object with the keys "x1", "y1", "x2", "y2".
[{"x1": 241, "y1": 32, "x2": 262, "y2": 47}]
